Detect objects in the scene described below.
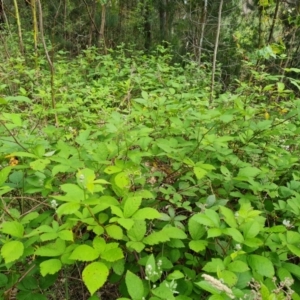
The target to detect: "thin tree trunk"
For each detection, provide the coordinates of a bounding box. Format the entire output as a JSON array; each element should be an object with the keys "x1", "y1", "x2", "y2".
[
  {"x1": 210, "y1": 0, "x2": 223, "y2": 104},
  {"x1": 36, "y1": 0, "x2": 58, "y2": 126},
  {"x1": 268, "y1": 0, "x2": 280, "y2": 44},
  {"x1": 13, "y1": 0, "x2": 25, "y2": 55},
  {"x1": 98, "y1": 4, "x2": 107, "y2": 53},
  {"x1": 199, "y1": 0, "x2": 207, "y2": 63},
  {"x1": 31, "y1": 0, "x2": 38, "y2": 56},
  {"x1": 144, "y1": 0, "x2": 151, "y2": 50}
]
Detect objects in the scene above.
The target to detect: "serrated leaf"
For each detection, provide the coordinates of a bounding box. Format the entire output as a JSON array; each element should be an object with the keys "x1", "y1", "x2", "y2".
[
  {"x1": 193, "y1": 166, "x2": 207, "y2": 179},
  {"x1": 82, "y1": 262, "x2": 109, "y2": 295},
  {"x1": 219, "y1": 270, "x2": 237, "y2": 287},
  {"x1": 1, "y1": 241, "x2": 24, "y2": 263},
  {"x1": 248, "y1": 255, "x2": 274, "y2": 278},
  {"x1": 227, "y1": 260, "x2": 249, "y2": 273},
  {"x1": 238, "y1": 166, "x2": 261, "y2": 178},
  {"x1": 40, "y1": 259, "x2": 62, "y2": 276},
  {"x1": 287, "y1": 244, "x2": 300, "y2": 257},
  {"x1": 126, "y1": 241, "x2": 145, "y2": 253},
  {"x1": 35, "y1": 239, "x2": 66, "y2": 257},
  {"x1": 189, "y1": 240, "x2": 208, "y2": 252},
  {"x1": 1, "y1": 221, "x2": 24, "y2": 238},
  {"x1": 222, "y1": 228, "x2": 244, "y2": 243},
  {"x1": 56, "y1": 203, "x2": 80, "y2": 216},
  {"x1": 203, "y1": 259, "x2": 225, "y2": 272},
  {"x1": 242, "y1": 221, "x2": 261, "y2": 239},
  {"x1": 188, "y1": 217, "x2": 205, "y2": 240},
  {"x1": 101, "y1": 245, "x2": 124, "y2": 262},
  {"x1": 70, "y1": 245, "x2": 99, "y2": 261},
  {"x1": 111, "y1": 205, "x2": 124, "y2": 218},
  {"x1": 58, "y1": 230, "x2": 74, "y2": 241},
  {"x1": 114, "y1": 172, "x2": 130, "y2": 189},
  {"x1": 125, "y1": 270, "x2": 144, "y2": 299},
  {"x1": 127, "y1": 220, "x2": 146, "y2": 241},
  {"x1": 105, "y1": 225, "x2": 123, "y2": 240},
  {"x1": 219, "y1": 206, "x2": 237, "y2": 228},
  {"x1": 124, "y1": 196, "x2": 142, "y2": 218},
  {"x1": 60, "y1": 184, "x2": 84, "y2": 201},
  {"x1": 143, "y1": 231, "x2": 170, "y2": 245},
  {"x1": 117, "y1": 218, "x2": 134, "y2": 230},
  {"x1": 104, "y1": 166, "x2": 122, "y2": 174},
  {"x1": 0, "y1": 166, "x2": 12, "y2": 186},
  {"x1": 132, "y1": 207, "x2": 161, "y2": 220},
  {"x1": 30, "y1": 159, "x2": 51, "y2": 171},
  {"x1": 162, "y1": 227, "x2": 187, "y2": 239},
  {"x1": 93, "y1": 237, "x2": 106, "y2": 254},
  {"x1": 207, "y1": 228, "x2": 222, "y2": 238}
]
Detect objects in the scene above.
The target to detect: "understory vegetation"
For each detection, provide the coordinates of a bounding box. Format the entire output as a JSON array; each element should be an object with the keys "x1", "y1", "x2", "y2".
[{"x1": 1, "y1": 40, "x2": 300, "y2": 300}]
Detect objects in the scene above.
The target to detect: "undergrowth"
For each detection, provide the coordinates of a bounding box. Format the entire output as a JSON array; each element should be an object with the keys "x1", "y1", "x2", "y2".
[{"x1": 1, "y1": 43, "x2": 300, "y2": 300}]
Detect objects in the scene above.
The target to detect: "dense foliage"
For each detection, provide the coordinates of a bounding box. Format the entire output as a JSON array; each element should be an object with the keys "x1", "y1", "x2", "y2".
[
  {"x1": 1, "y1": 42, "x2": 300, "y2": 300},
  {"x1": 1, "y1": 0, "x2": 300, "y2": 299}
]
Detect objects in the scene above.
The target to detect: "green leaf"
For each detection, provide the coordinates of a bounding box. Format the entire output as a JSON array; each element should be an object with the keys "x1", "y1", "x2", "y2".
[
  {"x1": 30, "y1": 159, "x2": 51, "y2": 171},
  {"x1": 104, "y1": 166, "x2": 122, "y2": 174},
  {"x1": 60, "y1": 183, "x2": 84, "y2": 201},
  {"x1": 218, "y1": 270, "x2": 238, "y2": 287},
  {"x1": 282, "y1": 263, "x2": 300, "y2": 277},
  {"x1": 188, "y1": 217, "x2": 205, "y2": 240},
  {"x1": 56, "y1": 203, "x2": 80, "y2": 216},
  {"x1": 40, "y1": 259, "x2": 62, "y2": 276},
  {"x1": 286, "y1": 231, "x2": 300, "y2": 244},
  {"x1": 203, "y1": 259, "x2": 225, "y2": 272},
  {"x1": 143, "y1": 230, "x2": 170, "y2": 245},
  {"x1": 193, "y1": 210, "x2": 220, "y2": 228},
  {"x1": 0, "y1": 166, "x2": 12, "y2": 186},
  {"x1": 35, "y1": 239, "x2": 66, "y2": 257},
  {"x1": 207, "y1": 228, "x2": 222, "y2": 238},
  {"x1": 70, "y1": 245, "x2": 99, "y2": 261},
  {"x1": 127, "y1": 220, "x2": 146, "y2": 241},
  {"x1": 105, "y1": 225, "x2": 123, "y2": 240},
  {"x1": 101, "y1": 245, "x2": 124, "y2": 262},
  {"x1": 189, "y1": 240, "x2": 208, "y2": 252},
  {"x1": 248, "y1": 255, "x2": 275, "y2": 278},
  {"x1": 132, "y1": 207, "x2": 161, "y2": 220},
  {"x1": 1, "y1": 241, "x2": 24, "y2": 263},
  {"x1": 219, "y1": 206, "x2": 237, "y2": 228},
  {"x1": 222, "y1": 228, "x2": 244, "y2": 243},
  {"x1": 123, "y1": 196, "x2": 142, "y2": 218},
  {"x1": 162, "y1": 226, "x2": 187, "y2": 239},
  {"x1": 1, "y1": 220, "x2": 24, "y2": 238},
  {"x1": 0, "y1": 273, "x2": 8, "y2": 287},
  {"x1": 125, "y1": 270, "x2": 144, "y2": 299},
  {"x1": 194, "y1": 281, "x2": 221, "y2": 296},
  {"x1": 243, "y1": 238, "x2": 263, "y2": 248},
  {"x1": 287, "y1": 244, "x2": 300, "y2": 257},
  {"x1": 238, "y1": 166, "x2": 261, "y2": 178},
  {"x1": 193, "y1": 166, "x2": 207, "y2": 179},
  {"x1": 152, "y1": 282, "x2": 175, "y2": 300},
  {"x1": 114, "y1": 172, "x2": 130, "y2": 189},
  {"x1": 93, "y1": 237, "x2": 106, "y2": 254},
  {"x1": 111, "y1": 205, "x2": 124, "y2": 218},
  {"x1": 227, "y1": 261, "x2": 249, "y2": 273},
  {"x1": 5, "y1": 95, "x2": 32, "y2": 103},
  {"x1": 58, "y1": 230, "x2": 74, "y2": 241},
  {"x1": 242, "y1": 221, "x2": 261, "y2": 239},
  {"x1": 126, "y1": 241, "x2": 145, "y2": 253},
  {"x1": 82, "y1": 262, "x2": 109, "y2": 295},
  {"x1": 76, "y1": 168, "x2": 96, "y2": 193},
  {"x1": 117, "y1": 218, "x2": 134, "y2": 230}
]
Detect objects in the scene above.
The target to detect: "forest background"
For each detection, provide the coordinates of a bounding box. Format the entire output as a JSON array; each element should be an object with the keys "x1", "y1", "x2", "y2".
[{"x1": 1, "y1": 0, "x2": 300, "y2": 299}]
